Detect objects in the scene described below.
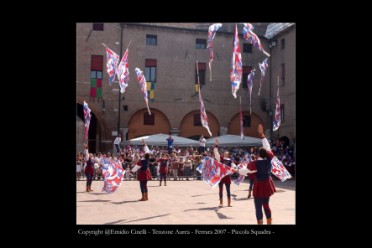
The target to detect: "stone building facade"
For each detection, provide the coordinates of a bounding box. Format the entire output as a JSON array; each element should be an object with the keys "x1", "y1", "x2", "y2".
[{"x1": 76, "y1": 23, "x2": 295, "y2": 153}]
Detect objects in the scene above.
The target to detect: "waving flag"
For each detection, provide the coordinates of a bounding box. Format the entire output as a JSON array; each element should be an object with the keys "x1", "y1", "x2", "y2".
[
  {"x1": 117, "y1": 48, "x2": 129, "y2": 93},
  {"x1": 83, "y1": 101, "x2": 91, "y2": 141},
  {"x1": 102, "y1": 161, "x2": 125, "y2": 193},
  {"x1": 231, "y1": 24, "x2": 243, "y2": 98},
  {"x1": 135, "y1": 67, "x2": 151, "y2": 115},
  {"x1": 271, "y1": 156, "x2": 291, "y2": 182},
  {"x1": 105, "y1": 47, "x2": 120, "y2": 86},
  {"x1": 273, "y1": 83, "x2": 281, "y2": 131},
  {"x1": 258, "y1": 58, "x2": 269, "y2": 96},
  {"x1": 240, "y1": 96, "x2": 244, "y2": 139},
  {"x1": 247, "y1": 69, "x2": 255, "y2": 114},
  {"x1": 242, "y1": 23, "x2": 270, "y2": 57},
  {"x1": 207, "y1": 23, "x2": 222, "y2": 82},
  {"x1": 196, "y1": 62, "x2": 212, "y2": 136},
  {"x1": 201, "y1": 157, "x2": 235, "y2": 188}
]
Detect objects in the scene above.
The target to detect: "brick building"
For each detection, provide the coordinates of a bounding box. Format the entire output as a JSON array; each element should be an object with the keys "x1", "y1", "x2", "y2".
[{"x1": 76, "y1": 23, "x2": 295, "y2": 153}]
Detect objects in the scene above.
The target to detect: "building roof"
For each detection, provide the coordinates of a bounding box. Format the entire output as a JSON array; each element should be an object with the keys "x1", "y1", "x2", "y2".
[
  {"x1": 125, "y1": 22, "x2": 269, "y2": 37},
  {"x1": 265, "y1": 23, "x2": 295, "y2": 39}
]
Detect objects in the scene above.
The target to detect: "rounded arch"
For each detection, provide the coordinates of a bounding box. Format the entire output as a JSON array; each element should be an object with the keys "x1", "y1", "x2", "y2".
[
  {"x1": 228, "y1": 112, "x2": 264, "y2": 138},
  {"x1": 76, "y1": 97, "x2": 109, "y2": 152},
  {"x1": 76, "y1": 102, "x2": 99, "y2": 153},
  {"x1": 127, "y1": 108, "x2": 171, "y2": 139},
  {"x1": 179, "y1": 110, "x2": 220, "y2": 139}
]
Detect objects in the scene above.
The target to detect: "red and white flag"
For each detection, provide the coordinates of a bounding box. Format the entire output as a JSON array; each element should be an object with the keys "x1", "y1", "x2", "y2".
[
  {"x1": 135, "y1": 67, "x2": 151, "y2": 115},
  {"x1": 117, "y1": 48, "x2": 129, "y2": 94},
  {"x1": 231, "y1": 24, "x2": 243, "y2": 98},
  {"x1": 105, "y1": 47, "x2": 120, "y2": 86},
  {"x1": 83, "y1": 101, "x2": 91, "y2": 141},
  {"x1": 273, "y1": 84, "x2": 281, "y2": 131},
  {"x1": 196, "y1": 62, "x2": 212, "y2": 136},
  {"x1": 207, "y1": 23, "x2": 222, "y2": 82}
]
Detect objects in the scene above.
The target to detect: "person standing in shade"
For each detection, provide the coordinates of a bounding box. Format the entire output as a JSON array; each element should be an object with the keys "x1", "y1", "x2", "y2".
[
  {"x1": 113, "y1": 134, "x2": 121, "y2": 154},
  {"x1": 166, "y1": 134, "x2": 174, "y2": 155},
  {"x1": 157, "y1": 153, "x2": 169, "y2": 186},
  {"x1": 247, "y1": 124, "x2": 276, "y2": 225},
  {"x1": 199, "y1": 135, "x2": 206, "y2": 153}
]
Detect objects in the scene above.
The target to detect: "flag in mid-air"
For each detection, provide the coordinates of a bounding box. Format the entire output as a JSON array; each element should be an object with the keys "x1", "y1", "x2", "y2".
[
  {"x1": 196, "y1": 62, "x2": 212, "y2": 136},
  {"x1": 117, "y1": 48, "x2": 129, "y2": 94},
  {"x1": 101, "y1": 162, "x2": 125, "y2": 193},
  {"x1": 242, "y1": 23, "x2": 270, "y2": 57},
  {"x1": 247, "y1": 69, "x2": 255, "y2": 114},
  {"x1": 273, "y1": 85, "x2": 281, "y2": 131},
  {"x1": 207, "y1": 23, "x2": 222, "y2": 82},
  {"x1": 271, "y1": 156, "x2": 291, "y2": 182},
  {"x1": 83, "y1": 101, "x2": 91, "y2": 140},
  {"x1": 258, "y1": 58, "x2": 268, "y2": 96},
  {"x1": 105, "y1": 47, "x2": 120, "y2": 86},
  {"x1": 135, "y1": 67, "x2": 151, "y2": 115},
  {"x1": 231, "y1": 24, "x2": 242, "y2": 98}
]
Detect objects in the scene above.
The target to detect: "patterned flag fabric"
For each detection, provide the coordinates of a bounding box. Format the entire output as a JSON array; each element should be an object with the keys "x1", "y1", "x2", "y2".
[
  {"x1": 242, "y1": 23, "x2": 270, "y2": 57},
  {"x1": 201, "y1": 157, "x2": 235, "y2": 188},
  {"x1": 273, "y1": 86, "x2": 281, "y2": 131},
  {"x1": 231, "y1": 24, "x2": 243, "y2": 98},
  {"x1": 207, "y1": 23, "x2": 222, "y2": 82},
  {"x1": 135, "y1": 67, "x2": 151, "y2": 115},
  {"x1": 271, "y1": 156, "x2": 291, "y2": 182},
  {"x1": 83, "y1": 101, "x2": 91, "y2": 140},
  {"x1": 101, "y1": 162, "x2": 125, "y2": 193},
  {"x1": 258, "y1": 58, "x2": 269, "y2": 96},
  {"x1": 197, "y1": 62, "x2": 212, "y2": 136},
  {"x1": 117, "y1": 48, "x2": 130, "y2": 94},
  {"x1": 232, "y1": 163, "x2": 246, "y2": 185},
  {"x1": 105, "y1": 47, "x2": 120, "y2": 86},
  {"x1": 247, "y1": 69, "x2": 255, "y2": 114}
]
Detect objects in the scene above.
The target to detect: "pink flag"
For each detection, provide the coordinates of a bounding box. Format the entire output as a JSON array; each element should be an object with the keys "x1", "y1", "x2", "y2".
[
  {"x1": 135, "y1": 67, "x2": 151, "y2": 115},
  {"x1": 116, "y1": 48, "x2": 129, "y2": 93},
  {"x1": 196, "y1": 62, "x2": 212, "y2": 136},
  {"x1": 242, "y1": 23, "x2": 270, "y2": 57},
  {"x1": 105, "y1": 47, "x2": 120, "y2": 86},
  {"x1": 231, "y1": 24, "x2": 243, "y2": 98},
  {"x1": 207, "y1": 23, "x2": 222, "y2": 82},
  {"x1": 258, "y1": 58, "x2": 269, "y2": 96},
  {"x1": 247, "y1": 69, "x2": 255, "y2": 114},
  {"x1": 102, "y1": 161, "x2": 125, "y2": 193},
  {"x1": 271, "y1": 156, "x2": 291, "y2": 182},
  {"x1": 83, "y1": 101, "x2": 91, "y2": 141},
  {"x1": 273, "y1": 85, "x2": 281, "y2": 131}
]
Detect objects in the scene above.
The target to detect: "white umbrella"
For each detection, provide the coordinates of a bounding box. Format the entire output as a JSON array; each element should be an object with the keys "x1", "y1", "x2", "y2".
[
  {"x1": 206, "y1": 134, "x2": 262, "y2": 147},
  {"x1": 127, "y1": 133, "x2": 199, "y2": 147}
]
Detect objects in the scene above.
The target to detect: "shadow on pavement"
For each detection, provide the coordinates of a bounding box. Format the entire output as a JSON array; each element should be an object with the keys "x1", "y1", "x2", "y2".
[
  {"x1": 121, "y1": 214, "x2": 170, "y2": 224},
  {"x1": 111, "y1": 200, "x2": 140, "y2": 204},
  {"x1": 184, "y1": 207, "x2": 218, "y2": 212},
  {"x1": 190, "y1": 193, "x2": 216, "y2": 197},
  {"x1": 103, "y1": 219, "x2": 130, "y2": 225},
  {"x1": 215, "y1": 210, "x2": 233, "y2": 219},
  {"x1": 77, "y1": 200, "x2": 111, "y2": 202}
]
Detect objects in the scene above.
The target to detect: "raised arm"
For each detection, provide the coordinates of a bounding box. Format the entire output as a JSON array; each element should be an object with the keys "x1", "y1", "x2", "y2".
[
  {"x1": 213, "y1": 138, "x2": 221, "y2": 162},
  {"x1": 258, "y1": 124, "x2": 274, "y2": 159},
  {"x1": 84, "y1": 143, "x2": 89, "y2": 161}
]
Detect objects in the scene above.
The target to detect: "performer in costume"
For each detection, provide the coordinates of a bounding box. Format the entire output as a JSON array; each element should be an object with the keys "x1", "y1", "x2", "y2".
[
  {"x1": 247, "y1": 154, "x2": 256, "y2": 198},
  {"x1": 214, "y1": 138, "x2": 235, "y2": 207},
  {"x1": 136, "y1": 153, "x2": 152, "y2": 201},
  {"x1": 247, "y1": 124, "x2": 276, "y2": 224},
  {"x1": 84, "y1": 143, "x2": 95, "y2": 192}
]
